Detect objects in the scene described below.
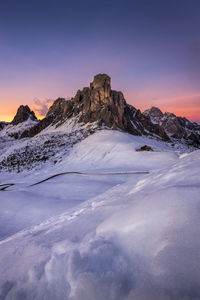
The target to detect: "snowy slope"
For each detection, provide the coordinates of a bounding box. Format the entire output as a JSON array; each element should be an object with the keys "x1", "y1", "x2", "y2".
[
  {"x1": 0, "y1": 117, "x2": 98, "y2": 172},
  {"x1": 0, "y1": 130, "x2": 180, "y2": 182},
  {"x1": 0, "y1": 118, "x2": 38, "y2": 138},
  {"x1": 0, "y1": 148, "x2": 199, "y2": 299},
  {"x1": 0, "y1": 118, "x2": 38, "y2": 158},
  {"x1": 59, "y1": 130, "x2": 179, "y2": 171},
  {"x1": 0, "y1": 130, "x2": 179, "y2": 240},
  {"x1": 0, "y1": 129, "x2": 199, "y2": 299}
]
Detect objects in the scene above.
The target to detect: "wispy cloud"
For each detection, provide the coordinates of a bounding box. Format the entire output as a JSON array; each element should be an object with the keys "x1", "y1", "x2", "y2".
[{"x1": 33, "y1": 98, "x2": 54, "y2": 116}]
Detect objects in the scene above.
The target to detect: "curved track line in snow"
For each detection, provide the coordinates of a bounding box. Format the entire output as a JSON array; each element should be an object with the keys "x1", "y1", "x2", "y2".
[
  {"x1": 0, "y1": 183, "x2": 15, "y2": 191},
  {"x1": 0, "y1": 171, "x2": 149, "y2": 191},
  {"x1": 30, "y1": 171, "x2": 149, "y2": 186}
]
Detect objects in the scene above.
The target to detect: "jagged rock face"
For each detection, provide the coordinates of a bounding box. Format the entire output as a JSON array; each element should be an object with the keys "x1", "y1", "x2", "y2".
[
  {"x1": 44, "y1": 74, "x2": 167, "y2": 139},
  {"x1": 162, "y1": 113, "x2": 185, "y2": 139},
  {"x1": 72, "y1": 74, "x2": 126, "y2": 130},
  {"x1": 40, "y1": 74, "x2": 126, "y2": 131},
  {"x1": 12, "y1": 105, "x2": 37, "y2": 125},
  {"x1": 145, "y1": 107, "x2": 200, "y2": 145},
  {"x1": 144, "y1": 107, "x2": 163, "y2": 121},
  {"x1": 20, "y1": 75, "x2": 171, "y2": 140},
  {"x1": 47, "y1": 98, "x2": 73, "y2": 119},
  {"x1": 177, "y1": 116, "x2": 200, "y2": 132},
  {"x1": 90, "y1": 73, "x2": 111, "y2": 102}
]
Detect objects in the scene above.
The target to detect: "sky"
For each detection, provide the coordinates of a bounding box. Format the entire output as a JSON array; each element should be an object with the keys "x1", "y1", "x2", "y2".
[{"x1": 0, "y1": 0, "x2": 200, "y2": 123}]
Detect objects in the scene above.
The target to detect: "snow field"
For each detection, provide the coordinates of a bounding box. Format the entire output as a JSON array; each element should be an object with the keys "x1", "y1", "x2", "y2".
[{"x1": 0, "y1": 130, "x2": 199, "y2": 299}]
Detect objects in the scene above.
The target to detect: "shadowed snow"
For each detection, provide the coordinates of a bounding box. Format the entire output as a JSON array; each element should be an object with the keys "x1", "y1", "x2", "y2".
[{"x1": 0, "y1": 131, "x2": 199, "y2": 300}]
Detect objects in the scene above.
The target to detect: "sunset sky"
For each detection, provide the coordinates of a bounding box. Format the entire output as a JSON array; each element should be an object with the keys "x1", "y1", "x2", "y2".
[{"x1": 0, "y1": 0, "x2": 200, "y2": 123}]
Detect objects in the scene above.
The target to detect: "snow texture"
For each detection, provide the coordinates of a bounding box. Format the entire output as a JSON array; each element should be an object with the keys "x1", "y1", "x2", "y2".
[{"x1": 0, "y1": 130, "x2": 199, "y2": 300}]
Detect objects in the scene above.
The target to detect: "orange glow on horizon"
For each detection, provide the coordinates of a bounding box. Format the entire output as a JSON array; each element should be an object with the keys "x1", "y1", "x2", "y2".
[
  {"x1": 127, "y1": 92, "x2": 200, "y2": 123},
  {"x1": 0, "y1": 94, "x2": 200, "y2": 124},
  {"x1": 0, "y1": 109, "x2": 45, "y2": 123},
  {"x1": 0, "y1": 114, "x2": 13, "y2": 122}
]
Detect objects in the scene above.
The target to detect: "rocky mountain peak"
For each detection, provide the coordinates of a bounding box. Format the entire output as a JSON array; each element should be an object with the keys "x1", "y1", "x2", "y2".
[
  {"x1": 47, "y1": 98, "x2": 67, "y2": 118},
  {"x1": 143, "y1": 105, "x2": 200, "y2": 142},
  {"x1": 19, "y1": 74, "x2": 200, "y2": 148},
  {"x1": 90, "y1": 73, "x2": 111, "y2": 100},
  {"x1": 74, "y1": 73, "x2": 126, "y2": 130},
  {"x1": 12, "y1": 105, "x2": 37, "y2": 125},
  {"x1": 91, "y1": 73, "x2": 111, "y2": 88},
  {"x1": 144, "y1": 107, "x2": 163, "y2": 119}
]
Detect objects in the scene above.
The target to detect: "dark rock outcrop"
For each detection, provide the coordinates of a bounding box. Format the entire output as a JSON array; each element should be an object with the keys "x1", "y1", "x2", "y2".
[
  {"x1": 136, "y1": 145, "x2": 153, "y2": 152},
  {"x1": 11, "y1": 105, "x2": 37, "y2": 125},
  {"x1": 0, "y1": 122, "x2": 9, "y2": 131}
]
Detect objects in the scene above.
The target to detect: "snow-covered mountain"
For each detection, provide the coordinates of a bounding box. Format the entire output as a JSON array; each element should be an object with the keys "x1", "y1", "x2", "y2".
[
  {"x1": 18, "y1": 74, "x2": 200, "y2": 146},
  {"x1": 144, "y1": 106, "x2": 200, "y2": 143},
  {"x1": 0, "y1": 75, "x2": 200, "y2": 299},
  {"x1": 0, "y1": 74, "x2": 199, "y2": 172}
]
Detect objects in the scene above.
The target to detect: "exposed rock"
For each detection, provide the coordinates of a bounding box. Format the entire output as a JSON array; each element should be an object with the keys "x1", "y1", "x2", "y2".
[
  {"x1": 11, "y1": 105, "x2": 37, "y2": 125},
  {"x1": 143, "y1": 107, "x2": 163, "y2": 121},
  {"x1": 0, "y1": 122, "x2": 9, "y2": 131},
  {"x1": 177, "y1": 116, "x2": 200, "y2": 132},
  {"x1": 144, "y1": 106, "x2": 200, "y2": 146},
  {"x1": 77, "y1": 79, "x2": 125, "y2": 130},
  {"x1": 136, "y1": 145, "x2": 153, "y2": 152},
  {"x1": 161, "y1": 112, "x2": 185, "y2": 139},
  {"x1": 90, "y1": 73, "x2": 111, "y2": 102}
]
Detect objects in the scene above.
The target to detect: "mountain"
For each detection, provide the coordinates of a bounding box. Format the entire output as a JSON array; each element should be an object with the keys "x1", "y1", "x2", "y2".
[
  {"x1": 20, "y1": 74, "x2": 168, "y2": 140},
  {"x1": 0, "y1": 77, "x2": 200, "y2": 299},
  {"x1": 0, "y1": 105, "x2": 38, "y2": 136},
  {"x1": 12, "y1": 105, "x2": 37, "y2": 125},
  {"x1": 0, "y1": 105, "x2": 38, "y2": 141},
  {"x1": 144, "y1": 106, "x2": 200, "y2": 145},
  {"x1": 0, "y1": 74, "x2": 199, "y2": 172},
  {"x1": 20, "y1": 74, "x2": 199, "y2": 145}
]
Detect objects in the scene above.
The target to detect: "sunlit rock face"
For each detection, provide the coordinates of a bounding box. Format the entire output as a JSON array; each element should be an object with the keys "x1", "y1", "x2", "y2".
[
  {"x1": 74, "y1": 74, "x2": 126, "y2": 130},
  {"x1": 11, "y1": 105, "x2": 37, "y2": 125},
  {"x1": 90, "y1": 73, "x2": 111, "y2": 102},
  {"x1": 25, "y1": 73, "x2": 129, "y2": 134}
]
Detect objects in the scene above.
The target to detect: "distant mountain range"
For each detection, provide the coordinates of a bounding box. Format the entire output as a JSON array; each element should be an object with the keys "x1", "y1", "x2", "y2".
[{"x1": 0, "y1": 74, "x2": 199, "y2": 171}]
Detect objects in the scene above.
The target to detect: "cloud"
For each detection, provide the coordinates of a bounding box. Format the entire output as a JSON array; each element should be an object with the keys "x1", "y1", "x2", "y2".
[{"x1": 33, "y1": 98, "x2": 54, "y2": 116}]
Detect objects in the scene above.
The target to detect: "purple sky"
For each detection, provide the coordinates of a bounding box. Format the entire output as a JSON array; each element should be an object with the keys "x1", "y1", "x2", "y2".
[{"x1": 0, "y1": 0, "x2": 200, "y2": 123}]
